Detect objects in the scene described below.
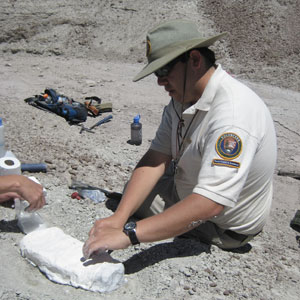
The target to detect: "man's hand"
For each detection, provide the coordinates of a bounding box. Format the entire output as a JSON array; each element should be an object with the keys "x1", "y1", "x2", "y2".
[{"x1": 82, "y1": 215, "x2": 131, "y2": 260}]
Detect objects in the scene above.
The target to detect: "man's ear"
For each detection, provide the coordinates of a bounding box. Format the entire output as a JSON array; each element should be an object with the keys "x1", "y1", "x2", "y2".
[{"x1": 189, "y1": 50, "x2": 202, "y2": 68}]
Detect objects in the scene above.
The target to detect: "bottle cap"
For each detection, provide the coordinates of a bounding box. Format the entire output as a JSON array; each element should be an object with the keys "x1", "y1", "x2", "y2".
[
  {"x1": 0, "y1": 118, "x2": 2, "y2": 126},
  {"x1": 133, "y1": 114, "x2": 140, "y2": 123}
]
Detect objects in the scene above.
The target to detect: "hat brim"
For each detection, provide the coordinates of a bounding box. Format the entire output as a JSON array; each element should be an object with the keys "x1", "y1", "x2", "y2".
[{"x1": 133, "y1": 32, "x2": 226, "y2": 82}]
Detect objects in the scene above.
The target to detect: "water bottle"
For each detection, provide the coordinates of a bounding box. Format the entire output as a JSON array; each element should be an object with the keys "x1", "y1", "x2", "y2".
[
  {"x1": 130, "y1": 115, "x2": 142, "y2": 145},
  {"x1": 0, "y1": 118, "x2": 6, "y2": 158}
]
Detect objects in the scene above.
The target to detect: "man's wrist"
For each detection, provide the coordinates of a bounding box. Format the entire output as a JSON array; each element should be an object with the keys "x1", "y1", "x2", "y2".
[
  {"x1": 114, "y1": 208, "x2": 132, "y2": 224},
  {"x1": 123, "y1": 221, "x2": 140, "y2": 245}
]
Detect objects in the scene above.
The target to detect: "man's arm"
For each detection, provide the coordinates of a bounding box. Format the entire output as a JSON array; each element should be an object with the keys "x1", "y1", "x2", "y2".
[
  {"x1": 82, "y1": 148, "x2": 172, "y2": 258},
  {"x1": 112, "y1": 148, "x2": 172, "y2": 225},
  {"x1": 136, "y1": 193, "x2": 224, "y2": 242},
  {"x1": 83, "y1": 190, "x2": 223, "y2": 259}
]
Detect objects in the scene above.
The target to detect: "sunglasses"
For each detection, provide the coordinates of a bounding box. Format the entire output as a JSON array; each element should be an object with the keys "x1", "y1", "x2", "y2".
[{"x1": 154, "y1": 55, "x2": 187, "y2": 78}]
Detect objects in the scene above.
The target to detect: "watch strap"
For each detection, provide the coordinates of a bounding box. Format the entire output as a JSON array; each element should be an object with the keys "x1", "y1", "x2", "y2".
[
  {"x1": 123, "y1": 222, "x2": 140, "y2": 245},
  {"x1": 127, "y1": 228, "x2": 140, "y2": 245}
]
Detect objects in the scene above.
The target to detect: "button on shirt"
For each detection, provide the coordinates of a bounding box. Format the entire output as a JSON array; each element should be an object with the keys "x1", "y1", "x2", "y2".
[{"x1": 150, "y1": 65, "x2": 277, "y2": 235}]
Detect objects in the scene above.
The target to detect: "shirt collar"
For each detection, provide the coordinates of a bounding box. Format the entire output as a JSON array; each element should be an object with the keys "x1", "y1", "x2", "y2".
[{"x1": 183, "y1": 64, "x2": 225, "y2": 115}]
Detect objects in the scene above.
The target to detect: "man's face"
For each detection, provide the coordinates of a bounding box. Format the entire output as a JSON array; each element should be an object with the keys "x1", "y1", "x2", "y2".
[{"x1": 156, "y1": 58, "x2": 194, "y2": 103}]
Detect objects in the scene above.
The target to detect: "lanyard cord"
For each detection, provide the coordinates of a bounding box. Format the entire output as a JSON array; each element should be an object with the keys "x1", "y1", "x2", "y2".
[
  {"x1": 171, "y1": 54, "x2": 199, "y2": 163},
  {"x1": 176, "y1": 110, "x2": 199, "y2": 157},
  {"x1": 171, "y1": 105, "x2": 199, "y2": 160}
]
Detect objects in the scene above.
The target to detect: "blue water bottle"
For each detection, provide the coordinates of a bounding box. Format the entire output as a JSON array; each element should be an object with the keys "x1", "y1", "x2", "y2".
[{"x1": 130, "y1": 115, "x2": 142, "y2": 145}]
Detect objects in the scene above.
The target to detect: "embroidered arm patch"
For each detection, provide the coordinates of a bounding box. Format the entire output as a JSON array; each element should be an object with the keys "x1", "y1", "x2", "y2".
[
  {"x1": 213, "y1": 132, "x2": 242, "y2": 168},
  {"x1": 215, "y1": 132, "x2": 242, "y2": 159}
]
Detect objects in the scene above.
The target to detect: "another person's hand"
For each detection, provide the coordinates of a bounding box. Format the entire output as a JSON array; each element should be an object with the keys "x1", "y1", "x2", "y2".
[
  {"x1": 17, "y1": 176, "x2": 46, "y2": 211},
  {"x1": 0, "y1": 192, "x2": 19, "y2": 203},
  {"x1": 82, "y1": 215, "x2": 131, "y2": 259},
  {"x1": 0, "y1": 175, "x2": 46, "y2": 211}
]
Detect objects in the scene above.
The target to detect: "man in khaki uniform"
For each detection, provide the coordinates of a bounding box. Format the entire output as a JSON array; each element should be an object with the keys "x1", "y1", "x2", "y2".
[{"x1": 83, "y1": 19, "x2": 277, "y2": 258}]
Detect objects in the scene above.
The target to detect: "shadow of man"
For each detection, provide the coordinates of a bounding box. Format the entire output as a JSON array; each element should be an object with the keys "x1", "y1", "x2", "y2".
[{"x1": 123, "y1": 238, "x2": 211, "y2": 274}]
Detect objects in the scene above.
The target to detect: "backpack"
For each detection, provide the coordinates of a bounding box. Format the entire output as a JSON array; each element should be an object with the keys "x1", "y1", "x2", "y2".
[{"x1": 24, "y1": 88, "x2": 88, "y2": 124}]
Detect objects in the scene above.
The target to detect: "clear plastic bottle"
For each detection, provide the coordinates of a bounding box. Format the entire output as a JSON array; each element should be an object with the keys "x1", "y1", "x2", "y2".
[
  {"x1": 130, "y1": 114, "x2": 142, "y2": 145},
  {"x1": 0, "y1": 118, "x2": 6, "y2": 157},
  {"x1": 14, "y1": 176, "x2": 47, "y2": 234},
  {"x1": 14, "y1": 198, "x2": 47, "y2": 234}
]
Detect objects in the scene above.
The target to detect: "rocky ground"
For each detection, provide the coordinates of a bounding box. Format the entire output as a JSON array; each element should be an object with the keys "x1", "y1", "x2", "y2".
[{"x1": 0, "y1": 1, "x2": 299, "y2": 299}]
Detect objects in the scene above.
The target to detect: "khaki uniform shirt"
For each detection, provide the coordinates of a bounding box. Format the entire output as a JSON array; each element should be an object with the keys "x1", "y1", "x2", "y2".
[{"x1": 150, "y1": 65, "x2": 277, "y2": 234}]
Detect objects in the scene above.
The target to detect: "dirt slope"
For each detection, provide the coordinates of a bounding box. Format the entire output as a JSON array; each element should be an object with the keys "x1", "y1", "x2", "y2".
[{"x1": 1, "y1": 0, "x2": 299, "y2": 90}]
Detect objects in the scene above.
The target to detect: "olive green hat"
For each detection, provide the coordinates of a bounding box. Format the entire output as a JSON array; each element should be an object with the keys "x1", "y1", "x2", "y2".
[{"x1": 133, "y1": 19, "x2": 226, "y2": 82}]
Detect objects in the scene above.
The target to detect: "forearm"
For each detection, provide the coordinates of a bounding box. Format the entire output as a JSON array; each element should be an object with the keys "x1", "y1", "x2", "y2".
[
  {"x1": 114, "y1": 166, "x2": 164, "y2": 222},
  {"x1": 0, "y1": 175, "x2": 22, "y2": 195},
  {"x1": 136, "y1": 193, "x2": 224, "y2": 242},
  {"x1": 114, "y1": 149, "x2": 172, "y2": 224}
]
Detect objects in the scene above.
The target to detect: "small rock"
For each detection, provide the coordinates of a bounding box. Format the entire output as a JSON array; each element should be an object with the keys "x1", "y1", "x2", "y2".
[
  {"x1": 86, "y1": 80, "x2": 96, "y2": 87},
  {"x1": 223, "y1": 290, "x2": 232, "y2": 296}
]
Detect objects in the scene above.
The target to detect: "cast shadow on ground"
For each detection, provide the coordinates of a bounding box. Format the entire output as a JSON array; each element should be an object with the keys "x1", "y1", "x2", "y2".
[
  {"x1": 105, "y1": 197, "x2": 121, "y2": 212},
  {"x1": 124, "y1": 238, "x2": 211, "y2": 274},
  {"x1": 0, "y1": 201, "x2": 20, "y2": 233},
  {"x1": 106, "y1": 198, "x2": 253, "y2": 273},
  {"x1": 106, "y1": 198, "x2": 213, "y2": 273},
  {"x1": 0, "y1": 219, "x2": 21, "y2": 233},
  {"x1": 123, "y1": 238, "x2": 252, "y2": 274}
]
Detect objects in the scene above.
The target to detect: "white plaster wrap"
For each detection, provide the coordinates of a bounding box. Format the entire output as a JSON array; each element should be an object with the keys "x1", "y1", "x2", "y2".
[{"x1": 19, "y1": 227, "x2": 125, "y2": 293}]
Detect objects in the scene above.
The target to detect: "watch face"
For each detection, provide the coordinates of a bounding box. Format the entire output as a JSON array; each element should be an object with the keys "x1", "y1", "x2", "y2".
[{"x1": 125, "y1": 221, "x2": 136, "y2": 231}]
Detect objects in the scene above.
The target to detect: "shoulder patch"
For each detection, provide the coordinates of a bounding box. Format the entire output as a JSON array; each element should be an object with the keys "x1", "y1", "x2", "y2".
[
  {"x1": 212, "y1": 159, "x2": 240, "y2": 168},
  {"x1": 215, "y1": 132, "x2": 242, "y2": 160}
]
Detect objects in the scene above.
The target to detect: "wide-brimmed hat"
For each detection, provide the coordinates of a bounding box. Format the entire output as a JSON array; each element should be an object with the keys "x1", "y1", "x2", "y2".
[{"x1": 133, "y1": 19, "x2": 226, "y2": 82}]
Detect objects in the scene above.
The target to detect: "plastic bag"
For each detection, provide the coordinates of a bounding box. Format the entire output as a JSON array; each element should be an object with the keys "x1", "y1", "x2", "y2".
[{"x1": 79, "y1": 189, "x2": 107, "y2": 203}]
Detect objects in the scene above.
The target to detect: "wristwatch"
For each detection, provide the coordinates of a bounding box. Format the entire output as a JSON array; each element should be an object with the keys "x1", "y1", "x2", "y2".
[{"x1": 123, "y1": 221, "x2": 140, "y2": 245}]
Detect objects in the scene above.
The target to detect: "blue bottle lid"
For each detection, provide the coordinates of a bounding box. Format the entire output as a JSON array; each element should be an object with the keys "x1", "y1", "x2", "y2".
[
  {"x1": 0, "y1": 118, "x2": 2, "y2": 126},
  {"x1": 133, "y1": 114, "x2": 140, "y2": 123}
]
